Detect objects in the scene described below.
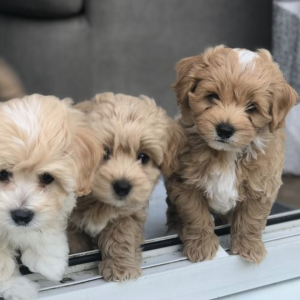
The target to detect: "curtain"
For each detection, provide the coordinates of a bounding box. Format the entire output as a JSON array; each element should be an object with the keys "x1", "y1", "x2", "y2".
[{"x1": 273, "y1": 0, "x2": 300, "y2": 175}]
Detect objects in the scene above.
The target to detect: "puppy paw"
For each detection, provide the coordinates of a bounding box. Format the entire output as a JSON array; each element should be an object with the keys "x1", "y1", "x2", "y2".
[
  {"x1": 21, "y1": 249, "x2": 67, "y2": 281},
  {"x1": 231, "y1": 236, "x2": 267, "y2": 264},
  {"x1": 98, "y1": 259, "x2": 141, "y2": 282},
  {"x1": 183, "y1": 233, "x2": 219, "y2": 262},
  {"x1": 0, "y1": 256, "x2": 15, "y2": 281},
  {"x1": 0, "y1": 276, "x2": 38, "y2": 300}
]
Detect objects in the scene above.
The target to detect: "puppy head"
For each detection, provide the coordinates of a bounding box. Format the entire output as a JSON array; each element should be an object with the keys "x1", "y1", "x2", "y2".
[
  {"x1": 173, "y1": 45, "x2": 298, "y2": 151},
  {"x1": 84, "y1": 93, "x2": 185, "y2": 210},
  {"x1": 0, "y1": 94, "x2": 100, "y2": 232}
]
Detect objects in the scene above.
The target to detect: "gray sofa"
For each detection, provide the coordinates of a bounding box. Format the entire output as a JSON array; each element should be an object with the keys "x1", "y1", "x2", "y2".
[{"x1": 0, "y1": 0, "x2": 272, "y2": 116}]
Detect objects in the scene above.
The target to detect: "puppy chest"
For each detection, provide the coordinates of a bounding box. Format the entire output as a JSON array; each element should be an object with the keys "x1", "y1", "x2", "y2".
[{"x1": 204, "y1": 165, "x2": 239, "y2": 215}]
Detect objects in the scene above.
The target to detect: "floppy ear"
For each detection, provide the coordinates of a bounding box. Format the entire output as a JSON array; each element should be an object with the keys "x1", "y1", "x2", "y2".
[
  {"x1": 270, "y1": 82, "x2": 299, "y2": 132},
  {"x1": 161, "y1": 121, "x2": 187, "y2": 178},
  {"x1": 72, "y1": 126, "x2": 102, "y2": 196},
  {"x1": 172, "y1": 55, "x2": 203, "y2": 104}
]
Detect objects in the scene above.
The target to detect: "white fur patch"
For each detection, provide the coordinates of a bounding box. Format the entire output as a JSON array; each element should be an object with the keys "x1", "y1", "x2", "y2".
[
  {"x1": 245, "y1": 136, "x2": 266, "y2": 161},
  {"x1": 234, "y1": 48, "x2": 258, "y2": 71},
  {"x1": 3, "y1": 97, "x2": 40, "y2": 141},
  {"x1": 204, "y1": 154, "x2": 238, "y2": 215},
  {"x1": 0, "y1": 268, "x2": 38, "y2": 300},
  {"x1": 82, "y1": 216, "x2": 111, "y2": 238}
]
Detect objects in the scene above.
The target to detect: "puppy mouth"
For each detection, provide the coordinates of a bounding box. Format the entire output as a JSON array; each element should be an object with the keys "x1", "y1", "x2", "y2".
[
  {"x1": 216, "y1": 139, "x2": 229, "y2": 144},
  {"x1": 115, "y1": 195, "x2": 128, "y2": 201}
]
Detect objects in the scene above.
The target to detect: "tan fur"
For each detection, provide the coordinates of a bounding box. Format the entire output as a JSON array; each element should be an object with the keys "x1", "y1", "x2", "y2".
[
  {"x1": 0, "y1": 94, "x2": 101, "y2": 284},
  {"x1": 167, "y1": 46, "x2": 298, "y2": 264},
  {"x1": 0, "y1": 95, "x2": 101, "y2": 227},
  {"x1": 68, "y1": 92, "x2": 186, "y2": 281}
]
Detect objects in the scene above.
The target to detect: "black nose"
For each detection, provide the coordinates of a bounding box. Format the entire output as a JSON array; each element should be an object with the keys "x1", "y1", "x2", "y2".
[
  {"x1": 216, "y1": 123, "x2": 235, "y2": 139},
  {"x1": 113, "y1": 180, "x2": 132, "y2": 198},
  {"x1": 11, "y1": 209, "x2": 34, "y2": 226}
]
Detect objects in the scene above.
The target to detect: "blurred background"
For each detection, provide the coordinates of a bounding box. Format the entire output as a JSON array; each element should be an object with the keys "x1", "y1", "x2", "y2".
[{"x1": 0, "y1": 0, "x2": 299, "y2": 237}]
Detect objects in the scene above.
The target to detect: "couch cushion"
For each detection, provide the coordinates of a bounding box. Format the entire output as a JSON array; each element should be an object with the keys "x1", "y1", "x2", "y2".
[{"x1": 0, "y1": 0, "x2": 83, "y2": 18}]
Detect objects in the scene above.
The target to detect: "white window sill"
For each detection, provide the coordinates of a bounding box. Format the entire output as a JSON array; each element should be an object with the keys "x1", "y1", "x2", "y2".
[{"x1": 23, "y1": 210, "x2": 300, "y2": 300}]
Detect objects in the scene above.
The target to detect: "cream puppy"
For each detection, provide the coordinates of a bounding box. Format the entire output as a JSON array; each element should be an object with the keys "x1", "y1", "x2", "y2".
[
  {"x1": 68, "y1": 93, "x2": 186, "y2": 281},
  {"x1": 0, "y1": 94, "x2": 100, "y2": 300}
]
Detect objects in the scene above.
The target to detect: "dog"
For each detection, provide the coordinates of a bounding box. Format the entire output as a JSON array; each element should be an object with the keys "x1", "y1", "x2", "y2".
[
  {"x1": 68, "y1": 92, "x2": 186, "y2": 281},
  {"x1": 0, "y1": 94, "x2": 100, "y2": 300},
  {"x1": 166, "y1": 45, "x2": 299, "y2": 264}
]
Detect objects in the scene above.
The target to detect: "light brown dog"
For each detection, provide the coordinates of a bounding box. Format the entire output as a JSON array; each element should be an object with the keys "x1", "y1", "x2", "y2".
[
  {"x1": 166, "y1": 45, "x2": 298, "y2": 264},
  {"x1": 68, "y1": 92, "x2": 185, "y2": 281}
]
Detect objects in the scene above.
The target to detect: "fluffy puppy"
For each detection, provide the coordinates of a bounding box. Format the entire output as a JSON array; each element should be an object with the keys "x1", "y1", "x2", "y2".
[
  {"x1": 166, "y1": 46, "x2": 298, "y2": 264},
  {"x1": 0, "y1": 94, "x2": 100, "y2": 300},
  {"x1": 68, "y1": 92, "x2": 185, "y2": 281}
]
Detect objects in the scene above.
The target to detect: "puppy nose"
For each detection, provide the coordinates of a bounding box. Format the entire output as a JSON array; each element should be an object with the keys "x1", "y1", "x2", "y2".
[
  {"x1": 113, "y1": 180, "x2": 132, "y2": 198},
  {"x1": 11, "y1": 209, "x2": 34, "y2": 226},
  {"x1": 216, "y1": 123, "x2": 235, "y2": 139}
]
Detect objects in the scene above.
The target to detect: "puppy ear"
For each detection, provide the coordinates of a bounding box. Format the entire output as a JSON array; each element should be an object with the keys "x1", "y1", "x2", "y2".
[
  {"x1": 270, "y1": 82, "x2": 299, "y2": 132},
  {"x1": 72, "y1": 125, "x2": 102, "y2": 196},
  {"x1": 172, "y1": 55, "x2": 203, "y2": 104},
  {"x1": 161, "y1": 121, "x2": 186, "y2": 178}
]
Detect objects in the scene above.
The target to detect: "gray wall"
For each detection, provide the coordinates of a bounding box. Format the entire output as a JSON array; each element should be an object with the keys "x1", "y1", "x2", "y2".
[{"x1": 0, "y1": 0, "x2": 272, "y2": 115}]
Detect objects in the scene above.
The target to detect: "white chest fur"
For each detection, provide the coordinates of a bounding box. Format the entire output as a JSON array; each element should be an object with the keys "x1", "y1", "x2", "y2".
[{"x1": 204, "y1": 154, "x2": 238, "y2": 215}]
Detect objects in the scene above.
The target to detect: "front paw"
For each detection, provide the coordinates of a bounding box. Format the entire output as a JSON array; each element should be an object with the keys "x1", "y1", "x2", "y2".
[
  {"x1": 0, "y1": 276, "x2": 38, "y2": 300},
  {"x1": 21, "y1": 249, "x2": 67, "y2": 281},
  {"x1": 231, "y1": 236, "x2": 267, "y2": 264},
  {"x1": 183, "y1": 232, "x2": 219, "y2": 262},
  {"x1": 99, "y1": 258, "x2": 141, "y2": 282},
  {"x1": 0, "y1": 256, "x2": 15, "y2": 281}
]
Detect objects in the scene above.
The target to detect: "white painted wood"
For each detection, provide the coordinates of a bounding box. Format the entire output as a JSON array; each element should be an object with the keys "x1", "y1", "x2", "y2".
[
  {"x1": 217, "y1": 278, "x2": 300, "y2": 300},
  {"x1": 38, "y1": 232, "x2": 300, "y2": 300}
]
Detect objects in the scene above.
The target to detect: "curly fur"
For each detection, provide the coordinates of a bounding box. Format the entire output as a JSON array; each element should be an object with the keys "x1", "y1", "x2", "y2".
[
  {"x1": 68, "y1": 92, "x2": 186, "y2": 281},
  {"x1": 166, "y1": 46, "x2": 298, "y2": 264},
  {"x1": 0, "y1": 94, "x2": 101, "y2": 299}
]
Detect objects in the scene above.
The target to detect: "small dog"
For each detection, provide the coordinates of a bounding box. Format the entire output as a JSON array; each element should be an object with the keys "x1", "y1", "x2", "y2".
[
  {"x1": 0, "y1": 94, "x2": 100, "y2": 300},
  {"x1": 68, "y1": 92, "x2": 185, "y2": 281},
  {"x1": 166, "y1": 46, "x2": 298, "y2": 264}
]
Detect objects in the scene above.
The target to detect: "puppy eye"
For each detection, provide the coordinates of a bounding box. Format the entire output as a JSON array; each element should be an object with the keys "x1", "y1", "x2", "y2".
[
  {"x1": 0, "y1": 169, "x2": 11, "y2": 181},
  {"x1": 40, "y1": 173, "x2": 54, "y2": 185},
  {"x1": 103, "y1": 148, "x2": 111, "y2": 160},
  {"x1": 137, "y1": 153, "x2": 150, "y2": 165},
  {"x1": 246, "y1": 103, "x2": 257, "y2": 113},
  {"x1": 207, "y1": 93, "x2": 220, "y2": 101}
]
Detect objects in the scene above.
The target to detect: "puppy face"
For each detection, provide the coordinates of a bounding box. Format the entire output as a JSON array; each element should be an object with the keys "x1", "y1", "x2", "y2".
[
  {"x1": 173, "y1": 46, "x2": 298, "y2": 151},
  {"x1": 0, "y1": 95, "x2": 100, "y2": 233},
  {"x1": 79, "y1": 93, "x2": 185, "y2": 210}
]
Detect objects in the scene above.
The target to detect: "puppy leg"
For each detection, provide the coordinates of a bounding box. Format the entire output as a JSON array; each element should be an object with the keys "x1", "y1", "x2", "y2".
[
  {"x1": 0, "y1": 241, "x2": 16, "y2": 282},
  {"x1": 0, "y1": 267, "x2": 38, "y2": 300},
  {"x1": 231, "y1": 198, "x2": 273, "y2": 264},
  {"x1": 21, "y1": 231, "x2": 69, "y2": 281},
  {"x1": 98, "y1": 215, "x2": 144, "y2": 281},
  {"x1": 67, "y1": 223, "x2": 94, "y2": 254},
  {"x1": 168, "y1": 183, "x2": 219, "y2": 262}
]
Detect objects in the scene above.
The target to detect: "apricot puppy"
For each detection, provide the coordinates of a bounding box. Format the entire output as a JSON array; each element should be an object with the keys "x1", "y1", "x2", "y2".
[
  {"x1": 0, "y1": 94, "x2": 100, "y2": 300},
  {"x1": 68, "y1": 92, "x2": 185, "y2": 281},
  {"x1": 166, "y1": 46, "x2": 298, "y2": 264}
]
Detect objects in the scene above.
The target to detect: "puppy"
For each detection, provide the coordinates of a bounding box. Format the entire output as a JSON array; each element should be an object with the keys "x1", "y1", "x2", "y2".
[
  {"x1": 166, "y1": 46, "x2": 298, "y2": 264},
  {"x1": 0, "y1": 94, "x2": 100, "y2": 300},
  {"x1": 68, "y1": 92, "x2": 185, "y2": 281}
]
